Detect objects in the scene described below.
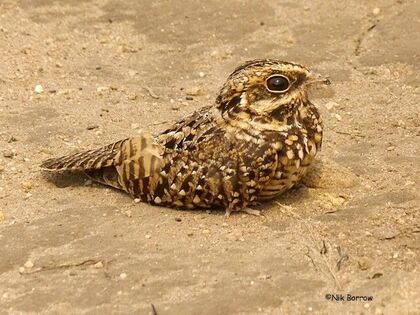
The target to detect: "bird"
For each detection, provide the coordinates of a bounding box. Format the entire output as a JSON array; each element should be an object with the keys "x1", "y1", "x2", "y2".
[{"x1": 41, "y1": 59, "x2": 330, "y2": 216}]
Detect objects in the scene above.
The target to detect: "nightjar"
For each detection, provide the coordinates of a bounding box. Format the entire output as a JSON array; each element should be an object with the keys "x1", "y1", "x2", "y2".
[{"x1": 42, "y1": 59, "x2": 330, "y2": 216}]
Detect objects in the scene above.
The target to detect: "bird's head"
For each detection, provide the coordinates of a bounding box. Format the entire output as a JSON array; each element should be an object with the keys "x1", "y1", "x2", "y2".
[{"x1": 216, "y1": 59, "x2": 330, "y2": 119}]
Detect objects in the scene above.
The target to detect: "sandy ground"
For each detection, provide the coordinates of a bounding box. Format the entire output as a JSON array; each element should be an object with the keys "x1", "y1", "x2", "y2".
[{"x1": 0, "y1": 0, "x2": 419, "y2": 314}]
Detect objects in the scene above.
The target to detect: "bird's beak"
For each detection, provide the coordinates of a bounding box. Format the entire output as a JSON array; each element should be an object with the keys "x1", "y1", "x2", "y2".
[{"x1": 306, "y1": 72, "x2": 331, "y2": 86}]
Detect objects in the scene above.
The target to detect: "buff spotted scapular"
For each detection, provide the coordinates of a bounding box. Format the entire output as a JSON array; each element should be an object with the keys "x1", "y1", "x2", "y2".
[{"x1": 42, "y1": 59, "x2": 330, "y2": 216}]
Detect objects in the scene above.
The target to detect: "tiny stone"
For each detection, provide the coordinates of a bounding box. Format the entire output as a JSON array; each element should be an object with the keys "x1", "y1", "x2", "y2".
[
  {"x1": 7, "y1": 136, "x2": 18, "y2": 143},
  {"x1": 325, "y1": 101, "x2": 338, "y2": 111},
  {"x1": 364, "y1": 303, "x2": 370, "y2": 309},
  {"x1": 94, "y1": 261, "x2": 103, "y2": 268},
  {"x1": 186, "y1": 87, "x2": 201, "y2": 96},
  {"x1": 3, "y1": 151, "x2": 14, "y2": 158},
  {"x1": 34, "y1": 84, "x2": 44, "y2": 94},
  {"x1": 97, "y1": 86, "x2": 109, "y2": 92},
  {"x1": 187, "y1": 231, "x2": 194, "y2": 236},
  {"x1": 222, "y1": 222, "x2": 228, "y2": 227},
  {"x1": 393, "y1": 252, "x2": 399, "y2": 259},
  {"x1": 128, "y1": 93, "x2": 138, "y2": 101},
  {"x1": 372, "y1": 7, "x2": 380, "y2": 15},
  {"x1": 24, "y1": 260, "x2": 34, "y2": 269},
  {"x1": 119, "y1": 272, "x2": 127, "y2": 279},
  {"x1": 84, "y1": 180, "x2": 93, "y2": 186},
  {"x1": 18, "y1": 267, "x2": 25, "y2": 274},
  {"x1": 386, "y1": 145, "x2": 395, "y2": 151},
  {"x1": 175, "y1": 217, "x2": 182, "y2": 222},
  {"x1": 134, "y1": 198, "x2": 141, "y2": 203},
  {"x1": 186, "y1": 96, "x2": 194, "y2": 101},
  {"x1": 198, "y1": 72, "x2": 206, "y2": 78},
  {"x1": 21, "y1": 181, "x2": 33, "y2": 193},
  {"x1": 124, "y1": 210, "x2": 132, "y2": 217},
  {"x1": 145, "y1": 234, "x2": 152, "y2": 239},
  {"x1": 334, "y1": 113, "x2": 342, "y2": 121},
  {"x1": 202, "y1": 229, "x2": 210, "y2": 234},
  {"x1": 86, "y1": 125, "x2": 99, "y2": 130}
]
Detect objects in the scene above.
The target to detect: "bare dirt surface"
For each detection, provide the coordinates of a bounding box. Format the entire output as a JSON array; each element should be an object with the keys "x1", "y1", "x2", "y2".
[{"x1": 0, "y1": 0, "x2": 419, "y2": 314}]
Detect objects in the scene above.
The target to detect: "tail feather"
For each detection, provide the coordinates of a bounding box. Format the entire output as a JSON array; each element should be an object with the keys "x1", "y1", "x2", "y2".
[
  {"x1": 41, "y1": 134, "x2": 163, "y2": 195},
  {"x1": 41, "y1": 138, "x2": 128, "y2": 171}
]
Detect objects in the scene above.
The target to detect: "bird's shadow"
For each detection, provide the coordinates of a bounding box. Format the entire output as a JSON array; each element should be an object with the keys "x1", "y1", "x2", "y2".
[{"x1": 40, "y1": 170, "x2": 90, "y2": 188}]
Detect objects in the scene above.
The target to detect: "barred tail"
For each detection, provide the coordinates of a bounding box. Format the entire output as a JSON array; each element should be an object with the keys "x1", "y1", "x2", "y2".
[
  {"x1": 41, "y1": 134, "x2": 163, "y2": 194},
  {"x1": 40, "y1": 138, "x2": 128, "y2": 171}
]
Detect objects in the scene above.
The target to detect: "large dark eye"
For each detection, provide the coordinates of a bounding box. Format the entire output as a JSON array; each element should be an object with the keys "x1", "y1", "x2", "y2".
[{"x1": 266, "y1": 75, "x2": 290, "y2": 93}]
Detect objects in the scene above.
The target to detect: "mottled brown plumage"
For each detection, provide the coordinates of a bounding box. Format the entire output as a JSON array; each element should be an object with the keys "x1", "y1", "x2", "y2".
[{"x1": 41, "y1": 59, "x2": 330, "y2": 216}]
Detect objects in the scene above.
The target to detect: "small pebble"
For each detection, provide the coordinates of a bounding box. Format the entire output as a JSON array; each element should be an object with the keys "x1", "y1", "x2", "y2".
[
  {"x1": 187, "y1": 231, "x2": 194, "y2": 236},
  {"x1": 145, "y1": 234, "x2": 152, "y2": 239},
  {"x1": 94, "y1": 261, "x2": 103, "y2": 268},
  {"x1": 119, "y1": 272, "x2": 127, "y2": 279},
  {"x1": 325, "y1": 101, "x2": 338, "y2": 111},
  {"x1": 198, "y1": 72, "x2": 206, "y2": 78},
  {"x1": 334, "y1": 113, "x2": 342, "y2": 121},
  {"x1": 96, "y1": 86, "x2": 109, "y2": 93},
  {"x1": 186, "y1": 87, "x2": 201, "y2": 96},
  {"x1": 18, "y1": 267, "x2": 25, "y2": 274},
  {"x1": 20, "y1": 181, "x2": 33, "y2": 193},
  {"x1": 134, "y1": 198, "x2": 141, "y2": 203},
  {"x1": 175, "y1": 217, "x2": 182, "y2": 222},
  {"x1": 34, "y1": 84, "x2": 44, "y2": 94},
  {"x1": 128, "y1": 93, "x2": 138, "y2": 101},
  {"x1": 372, "y1": 7, "x2": 380, "y2": 15},
  {"x1": 7, "y1": 136, "x2": 18, "y2": 143},
  {"x1": 386, "y1": 145, "x2": 395, "y2": 151},
  {"x1": 86, "y1": 125, "x2": 99, "y2": 130},
  {"x1": 24, "y1": 260, "x2": 34, "y2": 269},
  {"x1": 222, "y1": 222, "x2": 228, "y2": 227},
  {"x1": 202, "y1": 229, "x2": 210, "y2": 234},
  {"x1": 84, "y1": 180, "x2": 93, "y2": 186},
  {"x1": 3, "y1": 151, "x2": 14, "y2": 158}
]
